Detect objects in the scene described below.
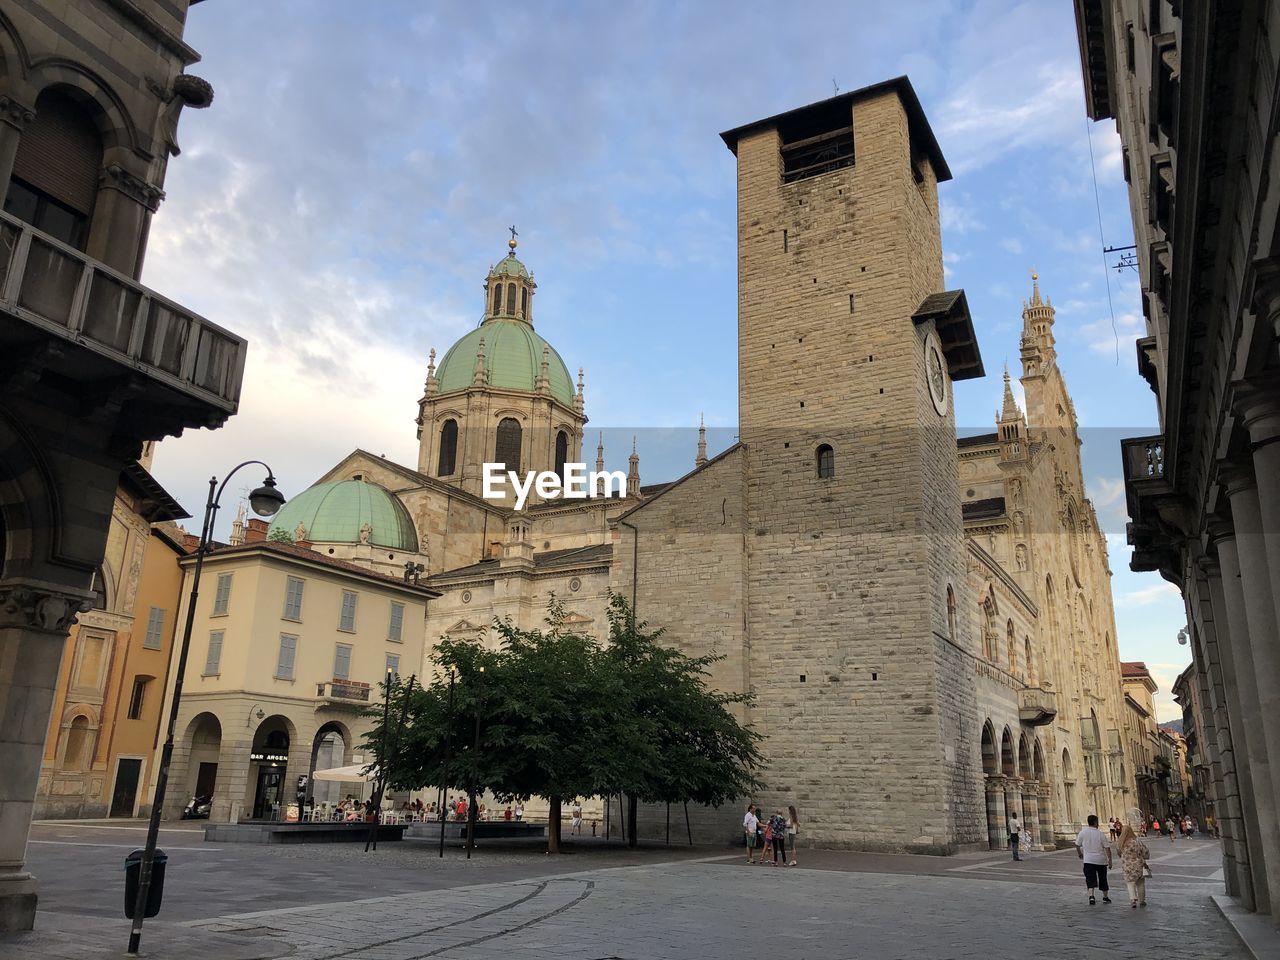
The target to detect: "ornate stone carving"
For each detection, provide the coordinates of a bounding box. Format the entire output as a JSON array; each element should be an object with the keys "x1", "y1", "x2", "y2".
[
  {"x1": 0, "y1": 95, "x2": 36, "y2": 130},
  {"x1": 100, "y1": 163, "x2": 166, "y2": 212},
  {"x1": 0, "y1": 586, "x2": 94, "y2": 634}
]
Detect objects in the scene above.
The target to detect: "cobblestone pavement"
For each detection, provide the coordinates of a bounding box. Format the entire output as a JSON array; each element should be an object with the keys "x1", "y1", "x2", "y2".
[{"x1": 1, "y1": 822, "x2": 1249, "y2": 960}]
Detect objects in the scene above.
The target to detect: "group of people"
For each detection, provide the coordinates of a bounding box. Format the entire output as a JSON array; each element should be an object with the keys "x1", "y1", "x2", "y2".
[
  {"x1": 1107, "y1": 813, "x2": 1207, "y2": 841},
  {"x1": 742, "y1": 803, "x2": 800, "y2": 866}
]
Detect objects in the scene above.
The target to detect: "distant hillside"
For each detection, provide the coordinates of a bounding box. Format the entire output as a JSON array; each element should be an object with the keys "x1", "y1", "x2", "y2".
[{"x1": 1159, "y1": 719, "x2": 1184, "y2": 734}]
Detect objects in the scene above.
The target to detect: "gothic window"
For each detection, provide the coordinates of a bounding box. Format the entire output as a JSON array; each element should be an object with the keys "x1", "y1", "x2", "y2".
[
  {"x1": 495, "y1": 417, "x2": 522, "y2": 475},
  {"x1": 555, "y1": 430, "x2": 568, "y2": 482},
  {"x1": 982, "y1": 598, "x2": 996, "y2": 660},
  {"x1": 492, "y1": 283, "x2": 502, "y2": 315},
  {"x1": 1006, "y1": 619, "x2": 1017, "y2": 674},
  {"x1": 1025, "y1": 636, "x2": 1036, "y2": 686},
  {"x1": 946, "y1": 585, "x2": 957, "y2": 643},
  {"x1": 437, "y1": 419, "x2": 458, "y2": 476},
  {"x1": 816, "y1": 444, "x2": 834, "y2": 479},
  {"x1": 5, "y1": 89, "x2": 103, "y2": 250}
]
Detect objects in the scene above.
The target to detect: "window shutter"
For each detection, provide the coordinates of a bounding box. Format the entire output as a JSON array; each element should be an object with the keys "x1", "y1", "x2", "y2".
[
  {"x1": 340, "y1": 591, "x2": 357, "y2": 631},
  {"x1": 205, "y1": 631, "x2": 223, "y2": 674},
  {"x1": 13, "y1": 90, "x2": 103, "y2": 215},
  {"x1": 334, "y1": 643, "x2": 352, "y2": 680},
  {"x1": 277, "y1": 634, "x2": 297, "y2": 679},
  {"x1": 389, "y1": 602, "x2": 404, "y2": 642},
  {"x1": 144, "y1": 607, "x2": 165, "y2": 649}
]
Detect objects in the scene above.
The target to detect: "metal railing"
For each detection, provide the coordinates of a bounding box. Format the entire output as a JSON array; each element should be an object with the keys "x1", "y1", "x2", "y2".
[
  {"x1": 0, "y1": 210, "x2": 244, "y2": 413},
  {"x1": 316, "y1": 680, "x2": 372, "y2": 703}
]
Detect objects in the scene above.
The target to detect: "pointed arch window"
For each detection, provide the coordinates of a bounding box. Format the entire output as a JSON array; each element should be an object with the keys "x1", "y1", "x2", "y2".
[
  {"x1": 1006, "y1": 619, "x2": 1017, "y2": 674},
  {"x1": 946, "y1": 585, "x2": 957, "y2": 643},
  {"x1": 437, "y1": 419, "x2": 458, "y2": 477},
  {"x1": 555, "y1": 430, "x2": 569, "y2": 482},
  {"x1": 495, "y1": 417, "x2": 522, "y2": 475},
  {"x1": 1025, "y1": 636, "x2": 1036, "y2": 686},
  {"x1": 492, "y1": 283, "x2": 502, "y2": 315},
  {"x1": 506, "y1": 282, "x2": 516, "y2": 316},
  {"x1": 816, "y1": 444, "x2": 834, "y2": 479}
]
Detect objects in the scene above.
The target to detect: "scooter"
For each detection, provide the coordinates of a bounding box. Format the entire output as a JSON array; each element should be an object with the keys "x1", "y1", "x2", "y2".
[{"x1": 182, "y1": 794, "x2": 212, "y2": 819}]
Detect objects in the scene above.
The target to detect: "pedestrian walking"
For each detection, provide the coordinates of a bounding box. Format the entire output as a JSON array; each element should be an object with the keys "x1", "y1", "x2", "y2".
[
  {"x1": 786, "y1": 805, "x2": 800, "y2": 866},
  {"x1": 1008, "y1": 810, "x2": 1022, "y2": 861},
  {"x1": 1075, "y1": 814, "x2": 1113, "y2": 905},
  {"x1": 769, "y1": 811, "x2": 787, "y2": 865},
  {"x1": 1163, "y1": 818, "x2": 1174, "y2": 843},
  {"x1": 514, "y1": 800, "x2": 524, "y2": 822},
  {"x1": 571, "y1": 800, "x2": 583, "y2": 835},
  {"x1": 1117, "y1": 823, "x2": 1150, "y2": 908},
  {"x1": 743, "y1": 803, "x2": 760, "y2": 864}
]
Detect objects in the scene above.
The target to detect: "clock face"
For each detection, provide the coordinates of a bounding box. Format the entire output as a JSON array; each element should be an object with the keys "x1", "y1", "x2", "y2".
[{"x1": 924, "y1": 332, "x2": 948, "y2": 416}]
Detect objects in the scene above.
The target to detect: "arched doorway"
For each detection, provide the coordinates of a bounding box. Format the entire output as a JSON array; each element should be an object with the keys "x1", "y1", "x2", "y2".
[
  {"x1": 249, "y1": 715, "x2": 294, "y2": 820},
  {"x1": 308, "y1": 720, "x2": 351, "y2": 808},
  {"x1": 1000, "y1": 728, "x2": 1016, "y2": 777},
  {"x1": 1018, "y1": 733, "x2": 1037, "y2": 849},
  {"x1": 981, "y1": 721, "x2": 1004, "y2": 850},
  {"x1": 184, "y1": 712, "x2": 222, "y2": 806},
  {"x1": 1033, "y1": 740, "x2": 1051, "y2": 846}
]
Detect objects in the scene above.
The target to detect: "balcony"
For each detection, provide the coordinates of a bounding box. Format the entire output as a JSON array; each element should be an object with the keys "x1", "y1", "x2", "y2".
[
  {"x1": 316, "y1": 679, "x2": 371, "y2": 706},
  {"x1": 0, "y1": 211, "x2": 245, "y2": 435},
  {"x1": 1121, "y1": 434, "x2": 1181, "y2": 575},
  {"x1": 1018, "y1": 687, "x2": 1057, "y2": 726}
]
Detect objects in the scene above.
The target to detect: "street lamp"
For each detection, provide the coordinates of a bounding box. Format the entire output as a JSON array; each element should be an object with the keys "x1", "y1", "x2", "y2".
[{"x1": 127, "y1": 461, "x2": 285, "y2": 956}]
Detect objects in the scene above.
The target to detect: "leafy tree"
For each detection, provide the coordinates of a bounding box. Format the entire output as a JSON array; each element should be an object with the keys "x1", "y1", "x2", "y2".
[{"x1": 266, "y1": 527, "x2": 293, "y2": 543}]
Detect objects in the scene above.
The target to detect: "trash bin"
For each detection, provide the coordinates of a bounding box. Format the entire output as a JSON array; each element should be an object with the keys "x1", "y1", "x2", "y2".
[{"x1": 124, "y1": 849, "x2": 166, "y2": 919}]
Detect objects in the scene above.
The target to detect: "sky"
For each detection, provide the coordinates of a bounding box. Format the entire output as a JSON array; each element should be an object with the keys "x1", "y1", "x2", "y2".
[{"x1": 144, "y1": 0, "x2": 1189, "y2": 719}]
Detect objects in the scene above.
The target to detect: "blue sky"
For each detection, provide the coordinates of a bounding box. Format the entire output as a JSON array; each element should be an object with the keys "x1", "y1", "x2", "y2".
[{"x1": 144, "y1": 0, "x2": 1188, "y2": 717}]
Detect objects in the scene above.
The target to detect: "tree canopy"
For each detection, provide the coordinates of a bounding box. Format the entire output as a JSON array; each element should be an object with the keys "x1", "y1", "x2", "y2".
[{"x1": 361, "y1": 593, "x2": 762, "y2": 851}]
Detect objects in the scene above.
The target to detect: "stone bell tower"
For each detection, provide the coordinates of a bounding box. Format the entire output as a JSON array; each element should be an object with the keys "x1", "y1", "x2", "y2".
[{"x1": 721, "y1": 77, "x2": 987, "y2": 851}]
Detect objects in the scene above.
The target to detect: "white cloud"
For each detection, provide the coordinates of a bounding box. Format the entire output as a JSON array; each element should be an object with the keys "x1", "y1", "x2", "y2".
[
  {"x1": 1077, "y1": 310, "x2": 1145, "y2": 357},
  {"x1": 1090, "y1": 476, "x2": 1125, "y2": 509},
  {"x1": 1116, "y1": 582, "x2": 1181, "y2": 608},
  {"x1": 1000, "y1": 237, "x2": 1024, "y2": 255},
  {"x1": 1146, "y1": 662, "x2": 1193, "y2": 723},
  {"x1": 941, "y1": 194, "x2": 985, "y2": 234}
]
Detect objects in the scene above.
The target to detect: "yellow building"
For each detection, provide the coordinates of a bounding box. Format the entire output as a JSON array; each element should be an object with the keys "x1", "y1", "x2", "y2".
[
  {"x1": 156, "y1": 513, "x2": 436, "y2": 822},
  {"x1": 35, "y1": 466, "x2": 186, "y2": 820}
]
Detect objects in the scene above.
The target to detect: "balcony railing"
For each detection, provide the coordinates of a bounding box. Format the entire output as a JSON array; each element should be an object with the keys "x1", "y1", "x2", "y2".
[
  {"x1": 0, "y1": 210, "x2": 244, "y2": 414},
  {"x1": 1122, "y1": 435, "x2": 1165, "y2": 481},
  {"x1": 1018, "y1": 687, "x2": 1057, "y2": 726},
  {"x1": 316, "y1": 679, "x2": 371, "y2": 704}
]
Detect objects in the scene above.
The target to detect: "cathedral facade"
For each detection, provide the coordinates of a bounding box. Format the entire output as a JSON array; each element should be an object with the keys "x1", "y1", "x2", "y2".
[{"x1": 276, "y1": 78, "x2": 1134, "y2": 851}]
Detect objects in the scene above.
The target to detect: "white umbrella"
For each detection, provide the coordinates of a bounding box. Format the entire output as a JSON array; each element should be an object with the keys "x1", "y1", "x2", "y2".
[{"x1": 312, "y1": 764, "x2": 378, "y2": 783}]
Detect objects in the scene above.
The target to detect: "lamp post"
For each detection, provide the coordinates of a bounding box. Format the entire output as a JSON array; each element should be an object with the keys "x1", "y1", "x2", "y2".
[
  {"x1": 127, "y1": 462, "x2": 285, "y2": 956},
  {"x1": 438, "y1": 668, "x2": 455, "y2": 858}
]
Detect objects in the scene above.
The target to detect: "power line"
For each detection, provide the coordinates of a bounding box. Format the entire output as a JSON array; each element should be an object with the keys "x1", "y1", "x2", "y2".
[{"x1": 1084, "y1": 116, "x2": 1121, "y2": 365}]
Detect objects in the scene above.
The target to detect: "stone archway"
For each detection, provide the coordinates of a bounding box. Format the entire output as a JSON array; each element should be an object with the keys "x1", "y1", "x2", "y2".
[
  {"x1": 981, "y1": 721, "x2": 1004, "y2": 850},
  {"x1": 307, "y1": 719, "x2": 353, "y2": 809},
  {"x1": 1018, "y1": 733, "x2": 1039, "y2": 849},
  {"x1": 247, "y1": 715, "x2": 296, "y2": 821},
  {"x1": 1000, "y1": 727, "x2": 1021, "y2": 840}
]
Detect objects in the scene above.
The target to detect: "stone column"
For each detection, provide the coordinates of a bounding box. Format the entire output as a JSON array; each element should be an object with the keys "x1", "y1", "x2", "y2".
[
  {"x1": 1038, "y1": 782, "x2": 1054, "y2": 847},
  {"x1": 0, "y1": 95, "x2": 35, "y2": 190},
  {"x1": 1239, "y1": 390, "x2": 1280, "y2": 637},
  {"x1": 1021, "y1": 783, "x2": 1038, "y2": 850},
  {"x1": 0, "y1": 585, "x2": 93, "y2": 931},
  {"x1": 85, "y1": 163, "x2": 162, "y2": 278},
  {"x1": 986, "y1": 777, "x2": 1006, "y2": 851},
  {"x1": 1211, "y1": 525, "x2": 1277, "y2": 914}
]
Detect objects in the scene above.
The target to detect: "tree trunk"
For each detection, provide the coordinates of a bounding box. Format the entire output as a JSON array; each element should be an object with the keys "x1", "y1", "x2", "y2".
[
  {"x1": 548, "y1": 795, "x2": 561, "y2": 854},
  {"x1": 627, "y1": 794, "x2": 638, "y2": 848},
  {"x1": 465, "y1": 786, "x2": 477, "y2": 856}
]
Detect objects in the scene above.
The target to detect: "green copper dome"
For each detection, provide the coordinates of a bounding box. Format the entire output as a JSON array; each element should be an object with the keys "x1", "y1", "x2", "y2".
[
  {"x1": 490, "y1": 254, "x2": 530, "y2": 279},
  {"x1": 266, "y1": 480, "x2": 418, "y2": 552},
  {"x1": 435, "y1": 319, "x2": 575, "y2": 406}
]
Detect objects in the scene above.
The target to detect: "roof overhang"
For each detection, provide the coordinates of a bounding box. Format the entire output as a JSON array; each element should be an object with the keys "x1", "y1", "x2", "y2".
[
  {"x1": 912, "y1": 289, "x2": 984, "y2": 381},
  {"x1": 120, "y1": 462, "x2": 190, "y2": 522},
  {"x1": 1073, "y1": 0, "x2": 1115, "y2": 120}
]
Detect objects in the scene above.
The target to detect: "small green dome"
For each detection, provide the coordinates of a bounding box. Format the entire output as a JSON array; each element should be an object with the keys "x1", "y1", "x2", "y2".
[
  {"x1": 490, "y1": 254, "x2": 529, "y2": 279},
  {"x1": 267, "y1": 480, "x2": 417, "y2": 552},
  {"x1": 435, "y1": 319, "x2": 575, "y2": 406}
]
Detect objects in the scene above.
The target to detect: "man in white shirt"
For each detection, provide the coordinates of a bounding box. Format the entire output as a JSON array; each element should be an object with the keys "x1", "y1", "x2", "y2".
[
  {"x1": 743, "y1": 804, "x2": 759, "y2": 864},
  {"x1": 1007, "y1": 811, "x2": 1022, "y2": 861},
  {"x1": 1075, "y1": 814, "x2": 1114, "y2": 905}
]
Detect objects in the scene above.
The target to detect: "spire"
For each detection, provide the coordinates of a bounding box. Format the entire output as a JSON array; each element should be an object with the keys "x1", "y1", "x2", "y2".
[
  {"x1": 472, "y1": 337, "x2": 488, "y2": 386},
  {"x1": 228, "y1": 501, "x2": 247, "y2": 546},
  {"x1": 575, "y1": 367, "x2": 585, "y2": 415},
  {"x1": 594, "y1": 431, "x2": 606, "y2": 496},
  {"x1": 1029, "y1": 267, "x2": 1042, "y2": 307},
  {"x1": 1001, "y1": 365, "x2": 1020, "y2": 421},
  {"x1": 627, "y1": 435, "x2": 640, "y2": 497},
  {"x1": 695, "y1": 413, "x2": 708, "y2": 468},
  {"x1": 425, "y1": 347, "x2": 438, "y2": 396},
  {"x1": 536, "y1": 343, "x2": 550, "y2": 394},
  {"x1": 1020, "y1": 270, "x2": 1056, "y2": 378}
]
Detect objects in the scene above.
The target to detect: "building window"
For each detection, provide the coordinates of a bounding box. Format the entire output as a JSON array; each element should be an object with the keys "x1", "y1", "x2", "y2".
[
  {"x1": 143, "y1": 606, "x2": 165, "y2": 650},
  {"x1": 276, "y1": 633, "x2": 298, "y2": 680},
  {"x1": 520, "y1": 286, "x2": 528, "y2": 319},
  {"x1": 816, "y1": 444, "x2": 835, "y2": 479},
  {"x1": 212, "y1": 573, "x2": 233, "y2": 616},
  {"x1": 283, "y1": 576, "x2": 305, "y2": 620},
  {"x1": 946, "y1": 585, "x2": 957, "y2": 642},
  {"x1": 203, "y1": 630, "x2": 224, "y2": 676},
  {"x1": 6, "y1": 89, "x2": 103, "y2": 251},
  {"x1": 333, "y1": 642, "x2": 353, "y2": 680},
  {"x1": 385, "y1": 653, "x2": 401, "y2": 678},
  {"x1": 555, "y1": 430, "x2": 569, "y2": 482},
  {"x1": 437, "y1": 419, "x2": 458, "y2": 476},
  {"x1": 1006, "y1": 620, "x2": 1017, "y2": 674},
  {"x1": 779, "y1": 115, "x2": 854, "y2": 184},
  {"x1": 388, "y1": 601, "x2": 405, "y2": 643},
  {"x1": 495, "y1": 418, "x2": 522, "y2": 475},
  {"x1": 339, "y1": 590, "x2": 358, "y2": 632},
  {"x1": 506, "y1": 282, "x2": 516, "y2": 315},
  {"x1": 1025, "y1": 636, "x2": 1036, "y2": 686},
  {"x1": 127, "y1": 677, "x2": 148, "y2": 720},
  {"x1": 62, "y1": 716, "x2": 90, "y2": 770},
  {"x1": 492, "y1": 282, "x2": 502, "y2": 315}
]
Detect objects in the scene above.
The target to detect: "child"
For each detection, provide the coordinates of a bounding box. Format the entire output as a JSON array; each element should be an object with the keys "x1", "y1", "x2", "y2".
[{"x1": 761, "y1": 815, "x2": 773, "y2": 865}]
